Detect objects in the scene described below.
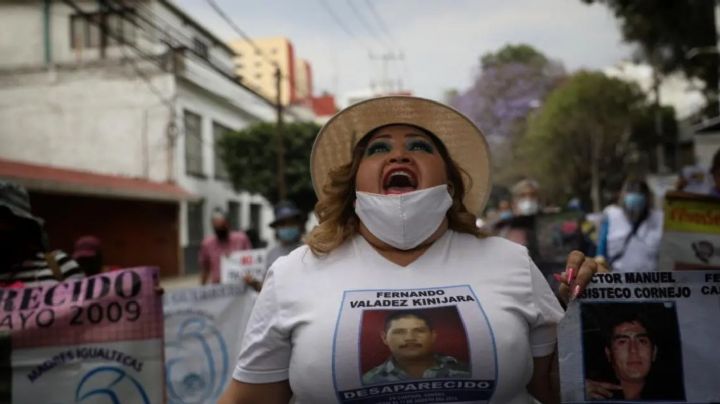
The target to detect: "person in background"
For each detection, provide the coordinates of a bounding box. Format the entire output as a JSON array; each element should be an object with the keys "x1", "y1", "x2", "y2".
[
  {"x1": 199, "y1": 209, "x2": 252, "y2": 285},
  {"x1": 0, "y1": 181, "x2": 83, "y2": 287},
  {"x1": 72, "y1": 235, "x2": 105, "y2": 277},
  {"x1": 596, "y1": 178, "x2": 663, "y2": 272},
  {"x1": 244, "y1": 201, "x2": 306, "y2": 292},
  {"x1": 266, "y1": 201, "x2": 306, "y2": 268},
  {"x1": 494, "y1": 178, "x2": 542, "y2": 249},
  {"x1": 512, "y1": 179, "x2": 542, "y2": 217}
]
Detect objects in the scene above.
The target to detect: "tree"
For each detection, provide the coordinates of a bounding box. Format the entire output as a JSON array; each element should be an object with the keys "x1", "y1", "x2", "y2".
[
  {"x1": 523, "y1": 71, "x2": 654, "y2": 211},
  {"x1": 450, "y1": 44, "x2": 566, "y2": 188},
  {"x1": 584, "y1": 0, "x2": 718, "y2": 117},
  {"x1": 219, "y1": 122, "x2": 320, "y2": 215}
]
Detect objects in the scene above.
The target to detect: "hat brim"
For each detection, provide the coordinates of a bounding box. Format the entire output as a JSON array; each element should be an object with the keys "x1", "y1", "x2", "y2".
[
  {"x1": 269, "y1": 212, "x2": 303, "y2": 227},
  {"x1": 310, "y1": 96, "x2": 492, "y2": 214}
]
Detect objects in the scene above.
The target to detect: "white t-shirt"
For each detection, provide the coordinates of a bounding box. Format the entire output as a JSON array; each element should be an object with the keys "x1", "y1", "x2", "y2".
[
  {"x1": 233, "y1": 231, "x2": 563, "y2": 404},
  {"x1": 604, "y1": 205, "x2": 663, "y2": 273}
]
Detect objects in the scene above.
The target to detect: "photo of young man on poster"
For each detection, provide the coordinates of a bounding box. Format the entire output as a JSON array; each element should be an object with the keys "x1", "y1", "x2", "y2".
[
  {"x1": 361, "y1": 309, "x2": 470, "y2": 385},
  {"x1": 581, "y1": 303, "x2": 685, "y2": 401}
]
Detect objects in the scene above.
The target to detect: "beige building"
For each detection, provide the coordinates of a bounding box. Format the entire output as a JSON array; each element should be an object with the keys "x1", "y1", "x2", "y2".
[{"x1": 229, "y1": 37, "x2": 312, "y2": 106}]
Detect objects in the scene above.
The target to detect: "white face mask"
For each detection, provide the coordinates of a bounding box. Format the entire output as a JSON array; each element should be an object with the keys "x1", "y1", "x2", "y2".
[
  {"x1": 355, "y1": 184, "x2": 453, "y2": 250},
  {"x1": 516, "y1": 198, "x2": 539, "y2": 216}
]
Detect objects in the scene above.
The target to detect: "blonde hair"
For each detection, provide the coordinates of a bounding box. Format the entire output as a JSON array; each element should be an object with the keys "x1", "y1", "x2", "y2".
[{"x1": 305, "y1": 126, "x2": 484, "y2": 256}]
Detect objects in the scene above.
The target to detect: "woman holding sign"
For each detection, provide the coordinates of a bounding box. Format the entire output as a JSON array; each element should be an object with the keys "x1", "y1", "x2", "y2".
[{"x1": 220, "y1": 96, "x2": 598, "y2": 404}]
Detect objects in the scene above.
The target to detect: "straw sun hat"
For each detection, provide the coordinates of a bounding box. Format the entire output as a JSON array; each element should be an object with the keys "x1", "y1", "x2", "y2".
[{"x1": 310, "y1": 96, "x2": 492, "y2": 214}]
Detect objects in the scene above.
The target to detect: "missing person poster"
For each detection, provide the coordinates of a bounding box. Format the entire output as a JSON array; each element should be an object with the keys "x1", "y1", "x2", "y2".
[
  {"x1": 332, "y1": 285, "x2": 496, "y2": 404},
  {"x1": 220, "y1": 248, "x2": 268, "y2": 284},
  {"x1": 0, "y1": 267, "x2": 164, "y2": 403},
  {"x1": 658, "y1": 192, "x2": 720, "y2": 270},
  {"x1": 164, "y1": 284, "x2": 255, "y2": 404},
  {"x1": 559, "y1": 271, "x2": 720, "y2": 403}
]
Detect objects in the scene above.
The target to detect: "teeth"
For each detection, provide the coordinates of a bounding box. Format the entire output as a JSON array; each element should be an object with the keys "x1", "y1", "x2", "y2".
[
  {"x1": 390, "y1": 171, "x2": 412, "y2": 179},
  {"x1": 386, "y1": 170, "x2": 416, "y2": 188}
]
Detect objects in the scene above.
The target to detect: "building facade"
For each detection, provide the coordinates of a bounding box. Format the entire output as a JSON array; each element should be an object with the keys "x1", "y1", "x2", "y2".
[
  {"x1": 229, "y1": 36, "x2": 313, "y2": 106},
  {"x1": 0, "y1": 0, "x2": 279, "y2": 277}
]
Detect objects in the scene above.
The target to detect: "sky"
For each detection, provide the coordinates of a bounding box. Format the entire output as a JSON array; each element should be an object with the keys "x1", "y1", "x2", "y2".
[{"x1": 174, "y1": 0, "x2": 634, "y2": 106}]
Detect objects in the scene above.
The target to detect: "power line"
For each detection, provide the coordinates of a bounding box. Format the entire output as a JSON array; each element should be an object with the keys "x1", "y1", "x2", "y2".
[
  {"x1": 203, "y1": 0, "x2": 305, "y2": 105},
  {"x1": 317, "y1": 0, "x2": 358, "y2": 39},
  {"x1": 346, "y1": 0, "x2": 391, "y2": 50},
  {"x1": 204, "y1": 0, "x2": 278, "y2": 70},
  {"x1": 363, "y1": 0, "x2": 394, "y2": 44}
]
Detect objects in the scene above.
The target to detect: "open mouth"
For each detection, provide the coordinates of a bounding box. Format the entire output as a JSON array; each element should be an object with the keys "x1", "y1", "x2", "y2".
[{"x1": 383, "y1": 169, "x2": 418, "y2": 194}]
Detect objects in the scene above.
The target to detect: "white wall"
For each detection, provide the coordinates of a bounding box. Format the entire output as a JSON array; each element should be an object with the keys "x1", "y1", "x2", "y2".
[
  {"x1": 0, "y1": 2, "x2": 45, "y2": 68},
  {"x1": 175, "y1": 75, "x2": 276, "y2": 248},
  {"x1": 0, "y1": 65, "x2": 176, "y2": 182},
  {"x1": 0, "y1": 1, "x2": 162, "y2": 69},
  {"x1": 694, "y1": 132, "x2": 720, "y2": 169}
]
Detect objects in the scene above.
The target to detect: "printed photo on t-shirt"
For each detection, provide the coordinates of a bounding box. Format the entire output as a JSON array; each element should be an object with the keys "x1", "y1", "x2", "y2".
[
  {"x1": 580, "y1": 302, "x2": 685, "y2": 402},
  {"x1": 360, "y1": 307, "x2": 471, "y2": 385},
  {"x1": 332, "y1": 285, "x2": 497, "y2": 404}
]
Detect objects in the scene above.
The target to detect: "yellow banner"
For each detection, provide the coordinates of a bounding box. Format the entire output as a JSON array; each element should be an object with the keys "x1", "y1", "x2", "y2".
[{"x1": 665, "y1": 193, "x2": 720, "y2": 233}]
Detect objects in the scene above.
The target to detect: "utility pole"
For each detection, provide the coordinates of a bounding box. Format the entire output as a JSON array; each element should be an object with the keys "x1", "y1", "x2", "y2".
[
  {"x1": 369, "y1": 51, "x2": 403, "y2": 94},
  {"x1": 651, "y1": 67, "x2": 667, "y2": 174},
  {"x1": 275, "y1": 67, "x2": 287, "y2": 200}
]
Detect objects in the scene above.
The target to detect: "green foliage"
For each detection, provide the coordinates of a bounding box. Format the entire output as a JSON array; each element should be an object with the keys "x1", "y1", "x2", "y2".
[
  {"x1": 522, "y1": 71, "x2": 653, "y2": 208},
  {"x1": 585, "y1": 0, "x2": 718, "y2": 116},
  {"x1": 219, "y1": 121, "x2": 320, "y2": 215},
  {"x1": 480, "y1": 44, "x2": 549, "y2": 70}
]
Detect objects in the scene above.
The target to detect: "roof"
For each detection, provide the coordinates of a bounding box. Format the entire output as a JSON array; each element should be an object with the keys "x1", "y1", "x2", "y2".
[
  {"x1": 694, "y1": 116, "x2": 720, "y2": 134},
  {"x1": 0, "y1": 158, "x2": 194, "y2": 202},
  {"x1": 159, "y1": 0, "x2": 235, "y2": 56},
  {"x1": 311, "y1": 95, "x2": 338, "y2": 117}
]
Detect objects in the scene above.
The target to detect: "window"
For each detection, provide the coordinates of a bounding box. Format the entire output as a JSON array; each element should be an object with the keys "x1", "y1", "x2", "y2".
[
  {"x1": 70, "y1": 9, "x2": 136, "y2": 50},
  {"x1": 184, "y1": 199, "x2": 205, "y2": 274},
  {"x1": 212, "y1": 121, "x2": 231, "y2": 180},
  {"x1": 184, "y1": 110, "x2": 204, "y2": 176},
  {"x1": 193, "y1": 37, "x2": 209, "y2": 58},
  {"x1": 187, "y1": 200, "x2": 205, "y2": 245},
  {"x1": 228, "y1": 201, "x2": 241, "y2": 230}
]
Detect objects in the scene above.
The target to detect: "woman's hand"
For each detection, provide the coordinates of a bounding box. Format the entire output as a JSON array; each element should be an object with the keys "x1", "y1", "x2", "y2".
[{"x1": 553, "y1": 251, "x2": 604, "y2": 304}]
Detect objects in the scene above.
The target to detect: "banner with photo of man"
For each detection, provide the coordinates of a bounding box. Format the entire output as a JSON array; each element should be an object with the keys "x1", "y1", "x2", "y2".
[
  {"x1": 0, "y1": 267, "x2": 164, "y2": 403},
  {"x1": 658, "y1": 192, "x2": 720, "y2": 270},
  {"x1": 559, "y1": 271, "x2": 720, "y2": 403},
  {"x1": 164, "y1": 283, "x2": 256, "y2": 404}
]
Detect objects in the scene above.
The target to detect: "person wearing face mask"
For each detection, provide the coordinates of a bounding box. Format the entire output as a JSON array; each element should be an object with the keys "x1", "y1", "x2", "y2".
[
  {"x1": 596, "y1": 178, "x2": 663, "y2": 272},
  {"x1": 244, "y1": 201, "x2": 305, "y2": 292},
  {"x1": 512, "y1": 179, "x2": 542, "y2": 217},
  {"x1": 199, "y1": 209, "x2": 252, "y2": 285},
  {"x1": 220, "y1": 96, "x2": 601, "y2": 404},
  {"x1": 493, "y1": 179, "x2": 542, "y2": 257}
]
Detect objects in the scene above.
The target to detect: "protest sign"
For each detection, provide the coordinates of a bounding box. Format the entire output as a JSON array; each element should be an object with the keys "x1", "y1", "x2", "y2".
[
  {"x1": 0, "y1": 267, "x2": 164, "y2": 403},
  {"x1": 333, "y1": 286, "x2": 495, "y2": 404},
  {"x1": 164, "y1": 284, "x2": 257, "y2": 404},
  {"x1": 220, "y1": 248, "x2": 267, "y2": 284},
  {"x1": 559, "y1": 271, "x2": 720, "y2": 403},
  {"x1": 659, "y1": 192, "x2": 720, "y2": 270}
]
